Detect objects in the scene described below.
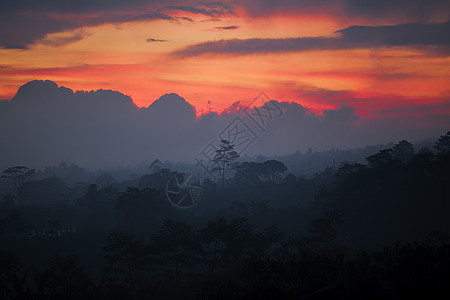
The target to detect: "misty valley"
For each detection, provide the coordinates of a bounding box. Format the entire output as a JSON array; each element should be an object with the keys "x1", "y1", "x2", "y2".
[
  {"x1": 1, "y1": 132, "x2": 450, "y2": 299},
  {"x1": 2, "y1": 0, "x2": 450, "y2": 298}
]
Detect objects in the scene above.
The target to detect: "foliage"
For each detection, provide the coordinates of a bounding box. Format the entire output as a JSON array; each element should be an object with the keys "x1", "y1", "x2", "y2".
[
  {"x1": 1, "y1": 166, "x2": 36, "y2": 206},
  {"x1": 366, "y1": 148, "x2": 393, "y2": 168},
  {"x1": 434, "y1": 131, "x2": 450, "y2": 154},
  {"x1": 212, "y1": 140, "x2": 240, "y2": 189},
  {"x1": 234, "y1": 160, "x2": 287, "y2": 186},
  {"x1": 392, "y1": 140, "x2": 414, "y2": 163}
]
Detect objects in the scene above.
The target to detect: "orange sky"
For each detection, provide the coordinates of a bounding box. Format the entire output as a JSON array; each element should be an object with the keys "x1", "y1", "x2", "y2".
[{"x1": 1, "y1": 2, "x2": 449, "y2": 119}]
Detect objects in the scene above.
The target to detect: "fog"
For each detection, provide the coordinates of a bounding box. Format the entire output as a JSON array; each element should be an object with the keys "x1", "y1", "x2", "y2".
[{"x1": 1, "y1": 80, "x2": 447, "y2": 171}]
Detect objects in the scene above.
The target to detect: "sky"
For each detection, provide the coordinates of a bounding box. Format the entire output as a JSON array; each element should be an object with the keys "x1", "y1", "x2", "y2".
[{"x1": 0, "y1": 0, "x2": 449, "y2": 169}]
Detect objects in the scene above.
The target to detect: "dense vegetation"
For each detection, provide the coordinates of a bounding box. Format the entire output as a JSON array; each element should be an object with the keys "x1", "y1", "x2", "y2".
[{"x1": 1, "y1": 132, "x2": 450, "y2": 299}]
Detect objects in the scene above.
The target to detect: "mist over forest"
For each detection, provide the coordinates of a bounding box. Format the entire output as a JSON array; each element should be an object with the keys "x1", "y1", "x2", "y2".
[
  {"x1": 1, "y1": 81, "x2": 450, "y2": 299},
  {"x1": 1, "y1": 80, "x2": 446, "y2": 171},
  {"x1": 2, "y1": 0, "x2": 450, "y2": 296}
]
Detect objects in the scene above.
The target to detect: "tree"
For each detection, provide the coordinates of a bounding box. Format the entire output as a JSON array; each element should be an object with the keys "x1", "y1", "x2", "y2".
[
  {"x1": 434, "y1": 131, "x2": 450, "y2": 155},
  {"x1": 33, "y1": 255, "x2": 94, "y2": 299},
  {"x1": 212, "y1": 140, "x2": 240, "y2": 189},
  {"x1": 96, "y1": 173, "x2": 115, "y2": 188},
  {"x1": 149, "y1": 159, "x2": 163, "y2": 173},
  {"x1": 103, "y1": 231, "x2": 151, "y2": 293},
  {"x1": 392, "y1": 140, "x2": 414, "y2": 163},
  {"x1": 200, "y1": 217, "x2": 255, "y2": 268},
  {"x1": 260, "y1": 160, "x2": 287, "y2": 184},
  {"x1": 139, "y1": 167, "x2": 177, "y2": 190},
  {"x1": 233, "y1": 160, "x2": 287, "y2": 186},
  {"x1": 116, "y1": 187, "x2": 166, "y2": 234},
  {"x1": 150, "y1": 219, "x2": 199, "y2": 277},
  {"x1": 234, "y1": 162, "x2": 263, "y2": 186},
  {"x1": 366, "y1": 149, "x2": 393, "y2": 168},
  {"x1": 1, "y1": 166, "x2": 36, "y2": 206},
  {"x1": 22, "y1": 176, "x2": 69, "y2": 206}
]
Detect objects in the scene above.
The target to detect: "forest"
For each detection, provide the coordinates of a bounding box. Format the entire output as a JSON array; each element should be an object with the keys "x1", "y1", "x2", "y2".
[{"x1": 1, "y1": 131, "x2": 450, "y2": 299}]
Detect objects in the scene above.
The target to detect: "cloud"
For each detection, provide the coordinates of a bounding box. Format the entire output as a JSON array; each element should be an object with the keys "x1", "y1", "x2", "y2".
[
  {"x1": 0, "y1": 9, "x2": 174, "y2": 49},
  {"x1": 0, "y1": 1, "x2": 234, "y2": 49},
  {"x1": 337, "y1": 21, "x2": 450, "y2": 46},
  {"x1": 213, "y1": 25, "x2": 239, "y2": 30},
  {"x1": 38, "y1": 30, "x2": 90, "y2": 47},
  {"x1": 343, "y1": 0, "x2": 450, "y2": 21},
  {"x1": 0, "y1": 80, "x2": 198, "y2": 169},
  {"x1": 159, "y1": 2, "x2": 234, "y2": 16},
  {"x1": 146, "y1": 38, "x2": 169, "y2": 43},
  {"x1": 174, "y1": 21, "x2": 450, "y2": 56},
  {"x1": 240, "y1": 0, "x2": 450, "y2": 21},
  {"x1": 200, "y1": 18, "x2": 222, "y2": 22},
  {"x1": 177, "y1": 16, "x2": 195, "y2": 22},
  {"x1": 1, "y1": 0, "x2": 449, "y2": 49},
  {"x1": 2, "y1": 80, "x2": 448, "y2": 171}
]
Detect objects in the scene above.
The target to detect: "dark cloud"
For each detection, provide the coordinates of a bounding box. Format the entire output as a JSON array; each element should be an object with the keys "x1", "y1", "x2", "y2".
[
  {"x1": 0, "y1": 10, "x2": 174, "y2": 49},
  {"x1": 2, "y1": 80, "x2": 448, "y2": 170},
  {"x1": 38, "y1": 30, "x2": 90, "y2": 47},
  {"x1": 241, "y1": 0, "x2": 450, "y2": 21},
  {"x1": 178, "y1": 16, "x2": 195, "y2": 22},
  {"x1": 213, "y1": 25, "x2": 239, "y2": 30},
  {"x1": 0, "y1": 1, "x2": 233, "y2": 48},
  {"x1": 174, "y1": 21, "x2": 450, "y2": 56},
  {"x1": 1, "y1": 1, "x2": 449, "y2": 49},
  {"x1": 0, "y1": 80, "x2": 197, "y2": 169},
  {"x1": 159, "y1": 2, "x2": 234, "y2": 16},
  {"x1": 337, "y1": 21, "x2": 450, "y2": 46},
  {"x1": 0, "y1": 0, "x2": 161, "y2": 14},
  {"x1": 3, "y1": 0, "x2": 446, "y2": 21},
  {"x1": 200, "y1": 18, "x2": 222, "y2": 22},
  {"x1": 344, "y1": 0, "x2": 450, "y2": 21},
  {"x1": 146, "y1": 38, "x2": 168, "y2": 43}
]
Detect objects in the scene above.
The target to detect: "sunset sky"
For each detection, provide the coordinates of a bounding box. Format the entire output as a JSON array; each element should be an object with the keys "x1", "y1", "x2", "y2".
[{"x1": 1, "y1": 0, "x2": 449, "y2": 119}]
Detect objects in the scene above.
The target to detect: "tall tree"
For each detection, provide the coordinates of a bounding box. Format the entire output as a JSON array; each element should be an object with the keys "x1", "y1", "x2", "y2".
[
  {"x1": 212, "y1": 140, "x2": 240, "y2": 189},
  {"x1": 366, "y1": 149, "x2": 393, "y2": 168},
  {"x1": 261, "y1": 160, "x2": 288, "y2": 184},
  {"x1": 392, "y1": 140, "x2": 415, "y2": 164},
  {"x1": 234, "y1": 160, "x2": 287, "y2": 185},
  {"x1": 1, "y1": 166, "x2": 36, "y2": 206},
  {"x1": 149, "y1": 159, "x2": 163, "y2": 173},
  {"x1": 434, "y1": 131, "x2": 450, "y2": 154}
]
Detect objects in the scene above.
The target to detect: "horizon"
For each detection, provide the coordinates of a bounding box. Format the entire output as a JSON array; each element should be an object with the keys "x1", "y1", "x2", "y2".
[
  {"x1": 0, "y1": 79, "x2": 446, "y2": 171},
  {"x1": 1, "y1": 0, "x2": 449, "y2": 170}
]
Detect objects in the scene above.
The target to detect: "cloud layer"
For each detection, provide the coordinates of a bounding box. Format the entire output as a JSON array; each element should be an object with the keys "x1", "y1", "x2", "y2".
[
  {"x1": 2, "y1": 0, "x2": 449, "y2": 49},
  {"x1": 0, "y1": 1, "x2": 234, "y2": 48},
  {"x1": 1, "y1": 80, "x2": 448, "y2": 170},
  {"x1": 174, "y1": 21, "x2": 450, "y2": 56}
]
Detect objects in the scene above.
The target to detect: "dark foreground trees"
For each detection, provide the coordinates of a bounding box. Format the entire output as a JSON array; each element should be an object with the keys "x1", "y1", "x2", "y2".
[
  {"x1": 2, "y1": 216, "x2": 450, "y2": 300},
  {"x1": 212, "y1": 139, "x2": 240, "y2": 189},
  {"x1": 1, "y1": 166, "x2": 36, "y2": 206}
]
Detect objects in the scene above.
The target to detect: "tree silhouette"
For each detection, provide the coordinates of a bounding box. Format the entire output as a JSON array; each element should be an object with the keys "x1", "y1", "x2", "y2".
[
  {"x1": 234, "y1": 162, "x2": 263, "y2": 186},
  {"x1": 103, "y1": 231, "x2": 151, "y2": 294},
  {"x1": 1, "y1": 166, "x2": 36, "y2": 206},
  {"x1": 234, "y1": 160, "x2": 287, "y2": 185},
  {"x1": 149, "y1": 159, "x2": 163, "y2": 173},
  {"x1": 96, "y1": 173, "x2": 115, "y2": 188},
  {"x1": 212, "y1": 140, "x2": 240, "y2": 189},
  {"x1": 434, "y1": 131, "x2": 450, "y2": 154},
  {"x1": 33, "y1": 255, "x2": 94, "y2": 299},
  {"x1": 150, "y1": 219, "x2": 199, "y2": 277},
  {"x1": 392, "y1": 140, "x2": 415, "y2": 164},
  {"x1": 0, "y1": 251, "x2": 31, "y2": 299},
  {"x1": 260, "y1": 160, "x2": 288, "y2": 184},
  {"x1": 366, "y1": 149, "x2": 393, "y2": 168}
]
